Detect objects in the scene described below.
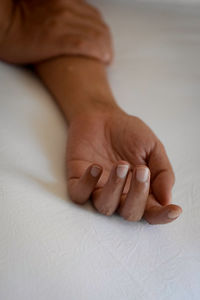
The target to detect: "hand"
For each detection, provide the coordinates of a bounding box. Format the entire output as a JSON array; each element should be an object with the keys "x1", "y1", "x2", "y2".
[
  {"x1": 0, "y1": 0, "x2": 112, "y2": 64},
  {"x1": 66, "y1": 108, "x2": 182, "y2": 224},
  {"x1": 35, "y1": 55, "x2": 182, "y2": 225}
]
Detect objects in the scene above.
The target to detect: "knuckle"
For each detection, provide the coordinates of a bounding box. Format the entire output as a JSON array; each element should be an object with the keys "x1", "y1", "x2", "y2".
[
  {"x1": 67, "y1": 189, "x2": 84, "y2": 204},
  {"x1": 72, "y1": 37, "x2": 85, "y2": 48},
  {"x1": 68, "y1": 191, "x2": 84, "y2": 205},
  {"x1": 72, "y1": 198, "x2": 84, "y2": 205},
  {"x1": 62, "y1": 35, "x2": 85, "y2": 50},
  {"x1": 67, "y1": 180, "x2": 85, "y2": 205},
  {"x1": 113, "y1": 176, "x2": 123, "y2": 185},
  {"x1": 121, "y1": 212, "x2": 142, "y2": 222},
  {"x1": 97, "y1": 206, "x2": 113, "y2": 216},
  {"x1": 89, "y1": 29, "x2": 103, "y2": 40}
]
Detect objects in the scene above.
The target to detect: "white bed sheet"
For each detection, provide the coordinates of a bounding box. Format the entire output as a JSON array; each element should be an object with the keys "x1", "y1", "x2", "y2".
[{"x1": 0, "y1": 1, "x2": 200, "y2": 299}]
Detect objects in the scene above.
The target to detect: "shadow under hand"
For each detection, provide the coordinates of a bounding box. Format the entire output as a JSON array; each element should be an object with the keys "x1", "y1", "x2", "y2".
[{"x1": 28, "y1": 108, "x2": 96, "y2": 214}]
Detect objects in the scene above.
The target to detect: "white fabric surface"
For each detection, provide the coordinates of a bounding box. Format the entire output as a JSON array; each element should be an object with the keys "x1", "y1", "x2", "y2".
[
  {"x1": 0, "y1": 1, "x2": 200, "y2": 299},
  {"x1": 117, "y1": 0, "x2": 200, "y2": 3},
  {"x1": 118, "y1": 0, "x2": 200, "y2": 4}
]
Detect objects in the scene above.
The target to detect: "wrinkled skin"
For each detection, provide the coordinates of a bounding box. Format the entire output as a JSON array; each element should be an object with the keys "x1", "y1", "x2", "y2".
[{"x1": 66, "y1": 109, "x2": 182, "y2": 224}]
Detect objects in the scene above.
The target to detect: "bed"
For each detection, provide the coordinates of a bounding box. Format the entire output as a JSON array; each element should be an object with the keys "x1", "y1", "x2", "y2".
[{"x1": 0, "y1": 1, "x2": 200, "y2": 299}]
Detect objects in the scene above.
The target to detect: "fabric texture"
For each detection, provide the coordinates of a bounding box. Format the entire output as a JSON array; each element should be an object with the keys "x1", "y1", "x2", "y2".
[{"x1": 0, "y1": 1, "x2": 200, "y2": 299}]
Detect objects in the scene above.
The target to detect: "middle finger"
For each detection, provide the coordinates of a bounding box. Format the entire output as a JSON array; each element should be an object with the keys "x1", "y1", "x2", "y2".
[
  {"x1": 119, "y1": 165, "x2": 150, "y2": 221},
  {"x1": 92, "y1": 161, "x2": 130, "y2": 216}
]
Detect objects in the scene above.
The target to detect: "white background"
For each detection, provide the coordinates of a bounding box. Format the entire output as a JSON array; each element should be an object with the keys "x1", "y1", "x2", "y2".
[
  {"x1": 115, "y1": 0, "x2": 200, "y2": 4},
  {"x1": 0, "y1": 1, "x2": 200, "y2": 299}
]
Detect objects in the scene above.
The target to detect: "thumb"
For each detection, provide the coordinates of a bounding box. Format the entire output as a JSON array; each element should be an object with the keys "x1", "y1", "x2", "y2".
[{"x1": 148, "y1": 141, "x2": 175, "y2": 205}]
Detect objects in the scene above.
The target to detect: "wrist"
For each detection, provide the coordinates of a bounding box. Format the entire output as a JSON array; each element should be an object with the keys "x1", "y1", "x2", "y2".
[
  {"x1": 68, "y1": 99, "x2": 122, "y2": 126},
  {"x1": 35, "y1": 56, "x2": 122, "y2": 124}
]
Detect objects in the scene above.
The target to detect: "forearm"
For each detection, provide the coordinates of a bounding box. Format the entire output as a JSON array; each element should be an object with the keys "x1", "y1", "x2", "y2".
[{"x1": 35, "y1": 56, "x2": 121, "y2": 125}]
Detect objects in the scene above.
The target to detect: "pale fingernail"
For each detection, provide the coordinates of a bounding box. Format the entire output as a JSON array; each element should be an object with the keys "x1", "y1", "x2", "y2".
[
  {"x1": 91, "y1": 165, "x2": 101, "y2": 177},
  {"x1": 136, "y1": 167, "x2": 149, "y2": 182},
  {"x1": 116, "y1": 164, "x2": 129, "y2": 178},
  {"x1": 167, "y1": 210, "x2": 180, "y2": 219}
]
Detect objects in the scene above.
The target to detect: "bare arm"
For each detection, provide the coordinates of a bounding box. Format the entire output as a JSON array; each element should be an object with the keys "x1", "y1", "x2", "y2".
[
  {"x1": 0, "y1": 0, "x2": 112, "y2": 64},
  {"x1": 34, "y1": 56, "x2": 182, "y2": 224},
  {"x1": 35, "y1": 56, "x2": 118, "y2": 124}
]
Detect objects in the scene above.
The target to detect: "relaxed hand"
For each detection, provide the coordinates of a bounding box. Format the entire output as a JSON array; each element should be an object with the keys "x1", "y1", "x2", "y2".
[{"x1": 66, "y1": 108, "x2": 182, "y2": 225}]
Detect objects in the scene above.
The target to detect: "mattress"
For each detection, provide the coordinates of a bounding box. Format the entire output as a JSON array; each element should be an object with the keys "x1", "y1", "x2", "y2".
[{"x1": 0, "y1": 1, "x2": 200, "y2": 299}]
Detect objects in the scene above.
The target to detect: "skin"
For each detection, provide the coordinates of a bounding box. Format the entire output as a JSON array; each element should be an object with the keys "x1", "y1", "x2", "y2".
[
  {"x1": 0, "y1": 0, "x2": 112, "y2": 64},
  {"x1": 0, "y1": 0, "x2": 182, "y2": 225},
  {"x1": 35, "y1": 56, "x2": 183, "y2": 225}
]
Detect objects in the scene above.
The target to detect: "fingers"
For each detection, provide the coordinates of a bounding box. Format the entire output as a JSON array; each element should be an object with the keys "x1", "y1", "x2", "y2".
[
  {"x1": 118, "y1": 166, "x2": 150, "y2": 221},
  {"x1": 68, "y1": 1, "x2": 103, "y2": 20},
  {"x1": 149, "y1": 141, "x2": 175, "y2": 205},
  {"x1": 67, "y1": 164, "x2": 102, "y2": 204},
  {"x1": 59, "y1": 1, "x2": 113, "y2": 64},
  {"x1": 4, "y1": 0, "x2": 112, "y2": 64},
  {"x1": 143, "y1": 194, "x2": 182, "y2": 224},
  {"x1": 68, "y1": 161, "x2": 182, "y2": 225},
  {"x1": 92, "y1": 162, "x2": 130, "y2": 216}
]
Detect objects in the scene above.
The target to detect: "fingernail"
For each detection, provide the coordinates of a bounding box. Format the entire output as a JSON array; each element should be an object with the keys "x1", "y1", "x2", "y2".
[
  {"x1": 136, "y1": 167, "x2": 149, "y2": 182},
  {"x1": 116, "y1": 164, "x2": 129, "y2": 178},
  {"x1": 91, "y1": 165, "x2": 101, "y2": 177},
  {"x1": 167, "y1": 210, "x2": 180, "y2": 219}
]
